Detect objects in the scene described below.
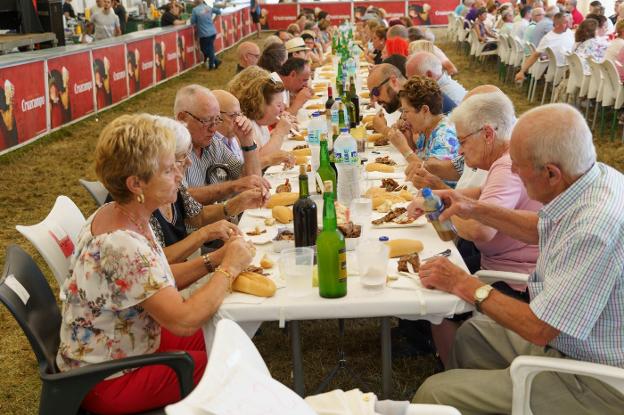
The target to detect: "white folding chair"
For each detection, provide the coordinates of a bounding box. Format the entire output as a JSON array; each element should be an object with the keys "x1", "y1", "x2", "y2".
[
  {"x1": 602, "y1": 58, "x2": 624, "y2": 140},
  {"x1": 594, "y1": 60, "x2": 618, "y2": 136},
  {"x1": 497, "y1": 34, "x2": 511, "y2": 81},
  {"x1": 564, "y1": 53, "x2": 588, "y2": 107},
  {"x1": 588, "y1": 57, "x2": 605, "y2": 128},
  {"x1": 511, "y1": 356, "x2": 624, "y2": 415},
  {"x1": 16, "y1": 195, "x2": 85, "y2": 286},
  {"x1": 78, "y1": 179, "x2": 108, "y2": 207}
]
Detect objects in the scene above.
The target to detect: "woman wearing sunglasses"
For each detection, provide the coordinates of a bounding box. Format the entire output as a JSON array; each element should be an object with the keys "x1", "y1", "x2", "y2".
[{"x1": 387, "y1": 76, "x2": 460, "y2": 186}]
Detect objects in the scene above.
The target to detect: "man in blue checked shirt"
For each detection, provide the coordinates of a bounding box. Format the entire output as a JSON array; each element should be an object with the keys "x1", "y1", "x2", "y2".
[{"x1": 412, "y1": 103, "x2": 624, "y2": 414}]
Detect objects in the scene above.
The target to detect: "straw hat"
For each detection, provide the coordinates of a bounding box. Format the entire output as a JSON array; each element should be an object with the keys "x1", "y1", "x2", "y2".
[{"x1": 285, "y1": 37, "x2": 310, "y2": 53}]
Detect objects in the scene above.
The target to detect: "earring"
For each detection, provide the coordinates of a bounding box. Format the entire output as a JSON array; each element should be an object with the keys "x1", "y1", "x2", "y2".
[{"x1": 137, "y1": 193, "x2": 145, "y2": 204}]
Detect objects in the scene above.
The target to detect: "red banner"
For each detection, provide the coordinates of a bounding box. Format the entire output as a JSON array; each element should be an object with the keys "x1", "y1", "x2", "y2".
[
  {"x1": 177, "y1": 27, "x2": 196, "y2": 72},
  {"x1": 214, "y1": 15, "x2": 224, "y2": 54},
  {"x1": 263, "y1": 3, "x2": 298, "y2": 30},
  {"x1": 300, "y1": 2, "x2": 352, "y2": 26},
  {"x1": 92, "y1": 45, "x2": 128, "y2": 111},
  {"x1": 154, "y1": 31, "x2": 179, "y2": 82},
  {"x1": 0, "y1": 61, "x2": 46, "y2": 151},
  {"x1": 46, "y1": 51, "x2": 94, "y2": 129},
  {"x1": 242, "y1": 7, "x2": 251, "y2": 37},
  {"x1": 408, "y1": 0, "x2": 457, "y2": 25},
  {"x1": 126, "y1": 37, "x2": 155, "y2": 96},
  {"x1": 235, "y1": 11, "x2": 243, "y2": 40},
  {"x1": 354, "y1": 1, "x2": 406, "y2": 19}
]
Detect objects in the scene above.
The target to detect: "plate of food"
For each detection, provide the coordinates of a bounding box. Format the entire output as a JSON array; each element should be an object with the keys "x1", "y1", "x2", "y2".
[
  {"x1": 371, "y1": 206, "x2": 427, "y2": 228},
  {"x1": 273, "y1": 227, "x2": 296, "y2": 252},
  {"x1": 243, "y1": 225, "x2": 276, "y2": 245}
]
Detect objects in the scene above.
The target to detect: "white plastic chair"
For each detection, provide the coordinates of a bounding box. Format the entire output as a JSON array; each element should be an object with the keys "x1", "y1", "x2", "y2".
[
  {"x1": 475, "y1": 270, "x2": 529, "y2": 286},
  {"x1": 541, "y1": 47, "x2": 568, "y2": 104},
  {"x1": 15, "y1": 196, "x2": 85, "y2": 286},
  {"x1": 405, "y1": 404, "x2": 461, "y2": 415},
  {"x1": 564, "y1": 53, "x2": 589, "y2": 107},
  {"x1": 588, "y1": 57, "x2": 605, "y2": 127},
  {"x1": 78, "y1": 179, "x2": 108, "y2": 207},
  {"x1": 602, "y1": 58, "x2": 624, "y2": 139},
  {"x1": 511, "y1": 356, "x2": 624, "y2": 415}
]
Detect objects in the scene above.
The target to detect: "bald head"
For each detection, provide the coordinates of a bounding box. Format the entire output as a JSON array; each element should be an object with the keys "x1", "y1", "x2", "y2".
[
  {"x1": 406, "y1": 51, "x2": 442, "y2": 80},
  {"x1": 174, "y1": 84, "x2": 220, "y2": 148},
  {"x1": 464, "y1": 84, "x2": 502, "y2": 101},
  {"x1": 237, "y1": 41, "x2": 261, "y2": 68},
  {"x1": 174, "y1": 84, "x2": 218, "y2": 117},
  {"x1": 368, "y1": 63, "x2": 405, "y2": 87},
  {"x1": 212, "y1": 90, "x2": 240, "y2": 113}
]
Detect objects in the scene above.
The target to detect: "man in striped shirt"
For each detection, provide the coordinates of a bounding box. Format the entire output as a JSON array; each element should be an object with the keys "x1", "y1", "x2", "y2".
[
  {"x1": 413, "y1": 104, "x2": 624, "y2": 414},
  {"x1": 174, "y1": 84, "x2": 270, "y2": 205}
]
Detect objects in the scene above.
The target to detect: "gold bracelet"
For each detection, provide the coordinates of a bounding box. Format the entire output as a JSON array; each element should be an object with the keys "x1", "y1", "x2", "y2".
[{"x1": 215, "y1": 266, "x2": 234, "y2": 293}]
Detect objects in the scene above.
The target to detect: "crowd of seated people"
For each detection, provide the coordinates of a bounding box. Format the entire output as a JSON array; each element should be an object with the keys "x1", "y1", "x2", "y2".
[{"x1": 46, "y1": 3, "x2": 624, "y2": 414}]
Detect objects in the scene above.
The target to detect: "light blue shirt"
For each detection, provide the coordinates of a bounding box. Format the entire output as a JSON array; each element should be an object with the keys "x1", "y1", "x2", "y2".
[
  {"x1": 191, "y1": 3, "x2": 221, "y2": 38},
  {"x1": 528, "y1": 163, "x2": 624, "y2": 368},
  {"x1": 530, "y1": 17, "x2": 553, "y2": 47}
]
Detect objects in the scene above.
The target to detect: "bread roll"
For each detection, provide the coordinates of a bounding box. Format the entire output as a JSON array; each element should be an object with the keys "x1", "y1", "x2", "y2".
[
  {"x1": 295, "y1": 155, "x2": 308, "y2": 165},
  {"x1": 372, "y1": 194, "x2": 405, "y2": 210},
  {"x1": 267, "y1": 192, "x2": 298, "y2": 208},
  {"x1": 260, "y1": 254, "x2": 274, "y2": 269},
  {"x1": 292, "y1": 147, "x2": 312, "y2": 156},
  {"x1": 272, "y1": 205, "x2": 293, "y2": 224},
  {"x1": 359, "y1": 91, "x2": 370, "y2": 99},
  {"x1": 305, "y1": 103, "x2": 324, "y2": 110},
  {"x1": 385, "y1": 239, "x2": 424, "y2": 258},
  {"x1": 366, "y1": 163, "x2": 395, "y2": 173},
  {"x1": 232, "y1": 272, "x2": 277, "y2": 297},
  {"x1": 399, "y1": 189, "x2": 413, "y2": 201},
  {"x1": 364, "y1": 187, "x2": 388, "y2": 198},
  {"x1": 362, "y1": 114, "x2": 375, "y2": 124},
  {"x1": 367, "y1": 133, "x2": 384, "y2": 142}
]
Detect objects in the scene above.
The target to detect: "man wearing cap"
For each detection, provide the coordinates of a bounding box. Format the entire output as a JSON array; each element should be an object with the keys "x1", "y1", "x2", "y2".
[{"x1": 271, "y1": 57, "x2": 312, "y2": 115}]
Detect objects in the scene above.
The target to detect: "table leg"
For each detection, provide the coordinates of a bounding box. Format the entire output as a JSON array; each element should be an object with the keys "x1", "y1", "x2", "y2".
[
  {"x1": 290, "y1": 320, "x2": 306, "y2": 396},
  {"x1": 381, "y1": 317, "x2": 392, "y2": 398}
]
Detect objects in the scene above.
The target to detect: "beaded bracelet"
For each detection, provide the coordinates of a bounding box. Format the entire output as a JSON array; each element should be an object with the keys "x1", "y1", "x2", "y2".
[{"x1": 202, "y1": 253, "x2": 215, "y2": 273}]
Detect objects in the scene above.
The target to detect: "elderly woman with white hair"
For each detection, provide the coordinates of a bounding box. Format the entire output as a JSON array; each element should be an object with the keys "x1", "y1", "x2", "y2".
[{"x1": 408, "y1": 91, "x2": 542, "y2": 365}]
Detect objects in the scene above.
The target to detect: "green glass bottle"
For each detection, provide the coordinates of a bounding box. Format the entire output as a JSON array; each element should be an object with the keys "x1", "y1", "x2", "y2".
[
  {"x1": 348, "y1": 76, "x2": 360, "y2": 126},
  {"x1": 331, "y1": 35, "x2": 337, "y2": 55},
  {"x1": 317, "y1": 137, "x2": 337, "y2": 197},
  {"x1": 336, "y1": 63, "x2": 344, "y2": 97},
  {"x1": 317, "y1": 181, "x2": 347, "y2": 298}
]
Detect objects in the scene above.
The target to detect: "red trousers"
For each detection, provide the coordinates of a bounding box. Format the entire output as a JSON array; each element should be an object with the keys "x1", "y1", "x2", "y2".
[{"x1": 82, "y1": 328, "x2": 207, "y2": 415}]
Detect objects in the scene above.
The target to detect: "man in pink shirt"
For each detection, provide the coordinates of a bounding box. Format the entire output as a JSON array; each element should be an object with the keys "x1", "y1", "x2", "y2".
[{"x1": 565, "y1": 0, "x2": 584, "y2": 27}]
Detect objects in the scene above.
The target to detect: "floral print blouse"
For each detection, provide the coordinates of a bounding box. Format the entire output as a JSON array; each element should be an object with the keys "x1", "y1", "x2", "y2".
[
  {"x1": 415, "y1": 116, "x2": 460, "y2": 161},
  {"x1": 574, "y1": 37, "x2": 608, "y2": 75},
  {"x1": 56, "y1": 209, "x2": 175, "y2": 378}
]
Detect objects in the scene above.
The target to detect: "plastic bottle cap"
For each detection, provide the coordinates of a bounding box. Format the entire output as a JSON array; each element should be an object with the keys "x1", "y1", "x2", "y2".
[
  {"x1": 312, "y1": 111, "x2": 319, "y2": 117},
  {"x1": 335, "y1": 97, "x2": 341, "y2": 101},
  {"x1": 340, "y1": 128, "x2": 349, "y2": 133},
  {"x1": 378, "y1": 236, "x2": 389, "y2": 242},
  {"x1": 421, "y1": 187, "x2": 432, "y2": 198}
]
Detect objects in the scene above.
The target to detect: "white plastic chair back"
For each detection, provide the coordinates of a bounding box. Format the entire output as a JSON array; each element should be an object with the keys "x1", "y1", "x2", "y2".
[
  {"x1": 603, "y1": 59, "x2": 624, "y2": 110},
  {"x1": 405, "y1": 404, "x2": 462, "y2": 415},
  {"x1": 78, "y1": 179, "x2": 108, "y2": 207},
  {"x1": 511, "y1": 356, "x2": 624, "y2": 415},
  {"x1": 598, "y1": 60, "x2": 616, "y2": 107},
  {"x1": 16, "y1": 196, "x2": 85, "y2": 286},
  {"x1": 587, "y1": 57, "x2": 604, "y2": 101},
  {"x1": 166, "y1": 319, "x2": 315, "y2": 415},
  {"x1": 498, "y1": 34, "x2": 510, "y2": 64},
  {"x1": 565, "y1": 53, "x2": 584, "y2": 96},
  {"x1": 510, "y1": 36, "x2": 525, "y2": 66}
]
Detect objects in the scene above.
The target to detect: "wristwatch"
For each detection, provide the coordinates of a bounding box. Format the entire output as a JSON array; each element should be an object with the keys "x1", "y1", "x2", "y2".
[
  {"x1": 474, "y1": 284, "x2": 494, "y2": 312},
  {"x1": 241, "y1": 142, "x2": 257, "y2": 152}
]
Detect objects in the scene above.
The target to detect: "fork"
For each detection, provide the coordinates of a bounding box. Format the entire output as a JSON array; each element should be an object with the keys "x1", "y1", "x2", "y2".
[{"x1": 420, "y1": 249, "x2": 452, "y2": 262}]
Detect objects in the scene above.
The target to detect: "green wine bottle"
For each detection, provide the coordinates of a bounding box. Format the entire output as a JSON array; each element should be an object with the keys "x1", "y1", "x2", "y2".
[
  {"x1": 317, "y1": 137, "x2": 337, "y2": 197},
  {"x1": 317, "y1": 181, "x2": 347, "y2": 298}
]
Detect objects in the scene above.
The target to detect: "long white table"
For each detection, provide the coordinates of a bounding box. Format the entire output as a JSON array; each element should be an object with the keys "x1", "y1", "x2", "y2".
[{"x1": 204, "y1": 62, "x2": 473, "y2": 398}]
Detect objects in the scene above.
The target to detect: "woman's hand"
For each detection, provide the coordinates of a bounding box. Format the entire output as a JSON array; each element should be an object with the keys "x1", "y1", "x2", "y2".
[
  {"x1": 199, "y1": 219, "x2": 242, "y2": 242},
  {"x1": 220, "y1": 237, "x2": 255, "y2": 276},
  {"x1": 272, "y1": 116, "x2": 292, "y2": 139},
  {"x1": 386, "y1": 128, "x2": 411, "y2": 154},
  {"x1": 407, "y1": 196, "x2": 425, "y2": 219},
  {"x1": 226, "y1": 188, "x2": 267, "y2": 215}
]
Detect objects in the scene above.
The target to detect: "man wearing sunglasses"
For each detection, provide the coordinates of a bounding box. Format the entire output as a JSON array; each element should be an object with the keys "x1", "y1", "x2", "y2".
[
  {"x1": 366, "y1": 63, "x2": 406, "y2": 134},
  {"x1": 174, "y1": 84, "x2": 270, "y2": 206}
]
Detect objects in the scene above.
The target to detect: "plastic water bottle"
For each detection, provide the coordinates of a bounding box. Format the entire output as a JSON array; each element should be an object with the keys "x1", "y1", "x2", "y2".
[
  {"x1": 330, "y1": 97, "x2": 342, "y2": 141},
  {"x1": 308, "y1": 112, "x2": 323, "y2": 171},
  {"x1": 333, "y1": 128, "x2": 360, "y2": 206},
  {"x1": 421, "y1": 187, "x2": 457, "y2": 242}
]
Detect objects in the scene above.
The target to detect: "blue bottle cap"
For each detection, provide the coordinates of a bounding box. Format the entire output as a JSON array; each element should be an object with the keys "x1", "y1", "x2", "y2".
[
  {"x1": 340, "y1": 127, "x2": 349, "y2": 133},
  {"x1": 312, "y1": 111, "x2": 320, "y2": 117},
  {"x1": 421, "y1": 187, "x2": 432, "y2": 198},
  {"x1": 378, "y1": 236, "x2": 389, "y2": 241}
]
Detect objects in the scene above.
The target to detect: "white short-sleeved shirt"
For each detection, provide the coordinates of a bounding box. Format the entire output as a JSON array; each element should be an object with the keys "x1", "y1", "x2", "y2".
[{"x1": 536, "y1": 29, "x2": 575, "y2": 66}]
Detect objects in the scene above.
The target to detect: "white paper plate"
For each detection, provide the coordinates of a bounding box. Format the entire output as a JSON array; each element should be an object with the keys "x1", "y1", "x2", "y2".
[
  {"x1": 371, "y1": 215, "x2": 427, "y2": 228},
  {"x1": 243, "y1": 227, "x2": 276, "y2": 245},
  {"x1": 245, "y1": 208, "x2": 273, "y2": 219}
]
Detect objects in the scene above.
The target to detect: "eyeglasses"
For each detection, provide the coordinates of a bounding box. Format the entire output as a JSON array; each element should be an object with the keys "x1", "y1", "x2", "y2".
[
  {"x1": 175, "y1": 149, "x2": 192, "y2": 168},
  {"x1": 371, "y1": 77, "x2": 391, "y2": 97},
  {"x1": 220, "y1": 111, "x2": 242, "y2": 118},
  {"x1": 184, "y1": 111, "x2": 222, "y2": 128},
  {"x1": 457, "y1": 127, "x2": 484, "y2": 144}
]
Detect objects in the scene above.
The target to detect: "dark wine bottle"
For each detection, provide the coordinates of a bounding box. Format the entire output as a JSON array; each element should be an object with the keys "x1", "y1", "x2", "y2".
[
  {"x1": 293, "y1": 164, "x2": 318, "y2": 247},
  {"x1": 325, "y1": 86, "x2": 335, "y2": 112}
]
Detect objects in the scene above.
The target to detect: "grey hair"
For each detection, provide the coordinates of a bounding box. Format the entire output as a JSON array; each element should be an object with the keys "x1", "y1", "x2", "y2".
[
  {"x1": 173, "y1": 84, "x2": 212, "y2": 118},
  {"x1": 153, "y1": 115, "x2": 192, "y2": 155},
  {"x1": 449, "y1": 91, "x2": 515, "y2": 142},
  {"x1": 407, "y1": 51, "x2": 442, "y2": 79},
  {"x1": 517, "y1": 104, "x2": 596, "y2": 176}
]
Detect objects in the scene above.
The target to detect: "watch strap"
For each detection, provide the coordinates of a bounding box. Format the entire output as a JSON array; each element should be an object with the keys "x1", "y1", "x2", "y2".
[{"x1": 241, "y1": 142, "x2": 257, "y2": 152}]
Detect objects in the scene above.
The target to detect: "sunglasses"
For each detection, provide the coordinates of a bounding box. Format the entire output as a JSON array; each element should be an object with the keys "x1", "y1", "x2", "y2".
[
  {"x1": 371, "y1": 77, "x2": 391, "y2": 97},
  {"x1": 184, "y1": 111, "x2": 223, "y2": 128}
]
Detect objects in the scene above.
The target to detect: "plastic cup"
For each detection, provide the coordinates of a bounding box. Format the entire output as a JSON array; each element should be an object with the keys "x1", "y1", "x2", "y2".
[
  {"x1": 356, "y1": 240, "x2": 389, "y2": 288},
  {"x1": 350, "y1": 197, "x2": 372, "y2": 238},
  {"x1": 309, "y1": 143, "x2": 321, "y2": 172},
  {"x1": 279, "y1": 247, "x2": 315, "y2": 297},
  {"x1": 310, "y1": 194, "x2": 324, "y2": 225}
]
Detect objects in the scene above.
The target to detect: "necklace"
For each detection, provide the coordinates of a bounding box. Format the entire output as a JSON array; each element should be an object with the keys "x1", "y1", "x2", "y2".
[{"x1": 115, "y1": 203, "x2": 157, "y2": 247}]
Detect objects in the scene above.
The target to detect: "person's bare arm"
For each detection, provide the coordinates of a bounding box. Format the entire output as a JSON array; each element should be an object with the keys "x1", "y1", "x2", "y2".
[
  {"x1": 162, "y1": 220, "x2": 241, "y2": 263},
  {"x1": 437, "y1": 189, "x2": 540, "y2": 245},
  {"x1": 233, "y1": 115, "x2": 262, "y2": 177}
]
